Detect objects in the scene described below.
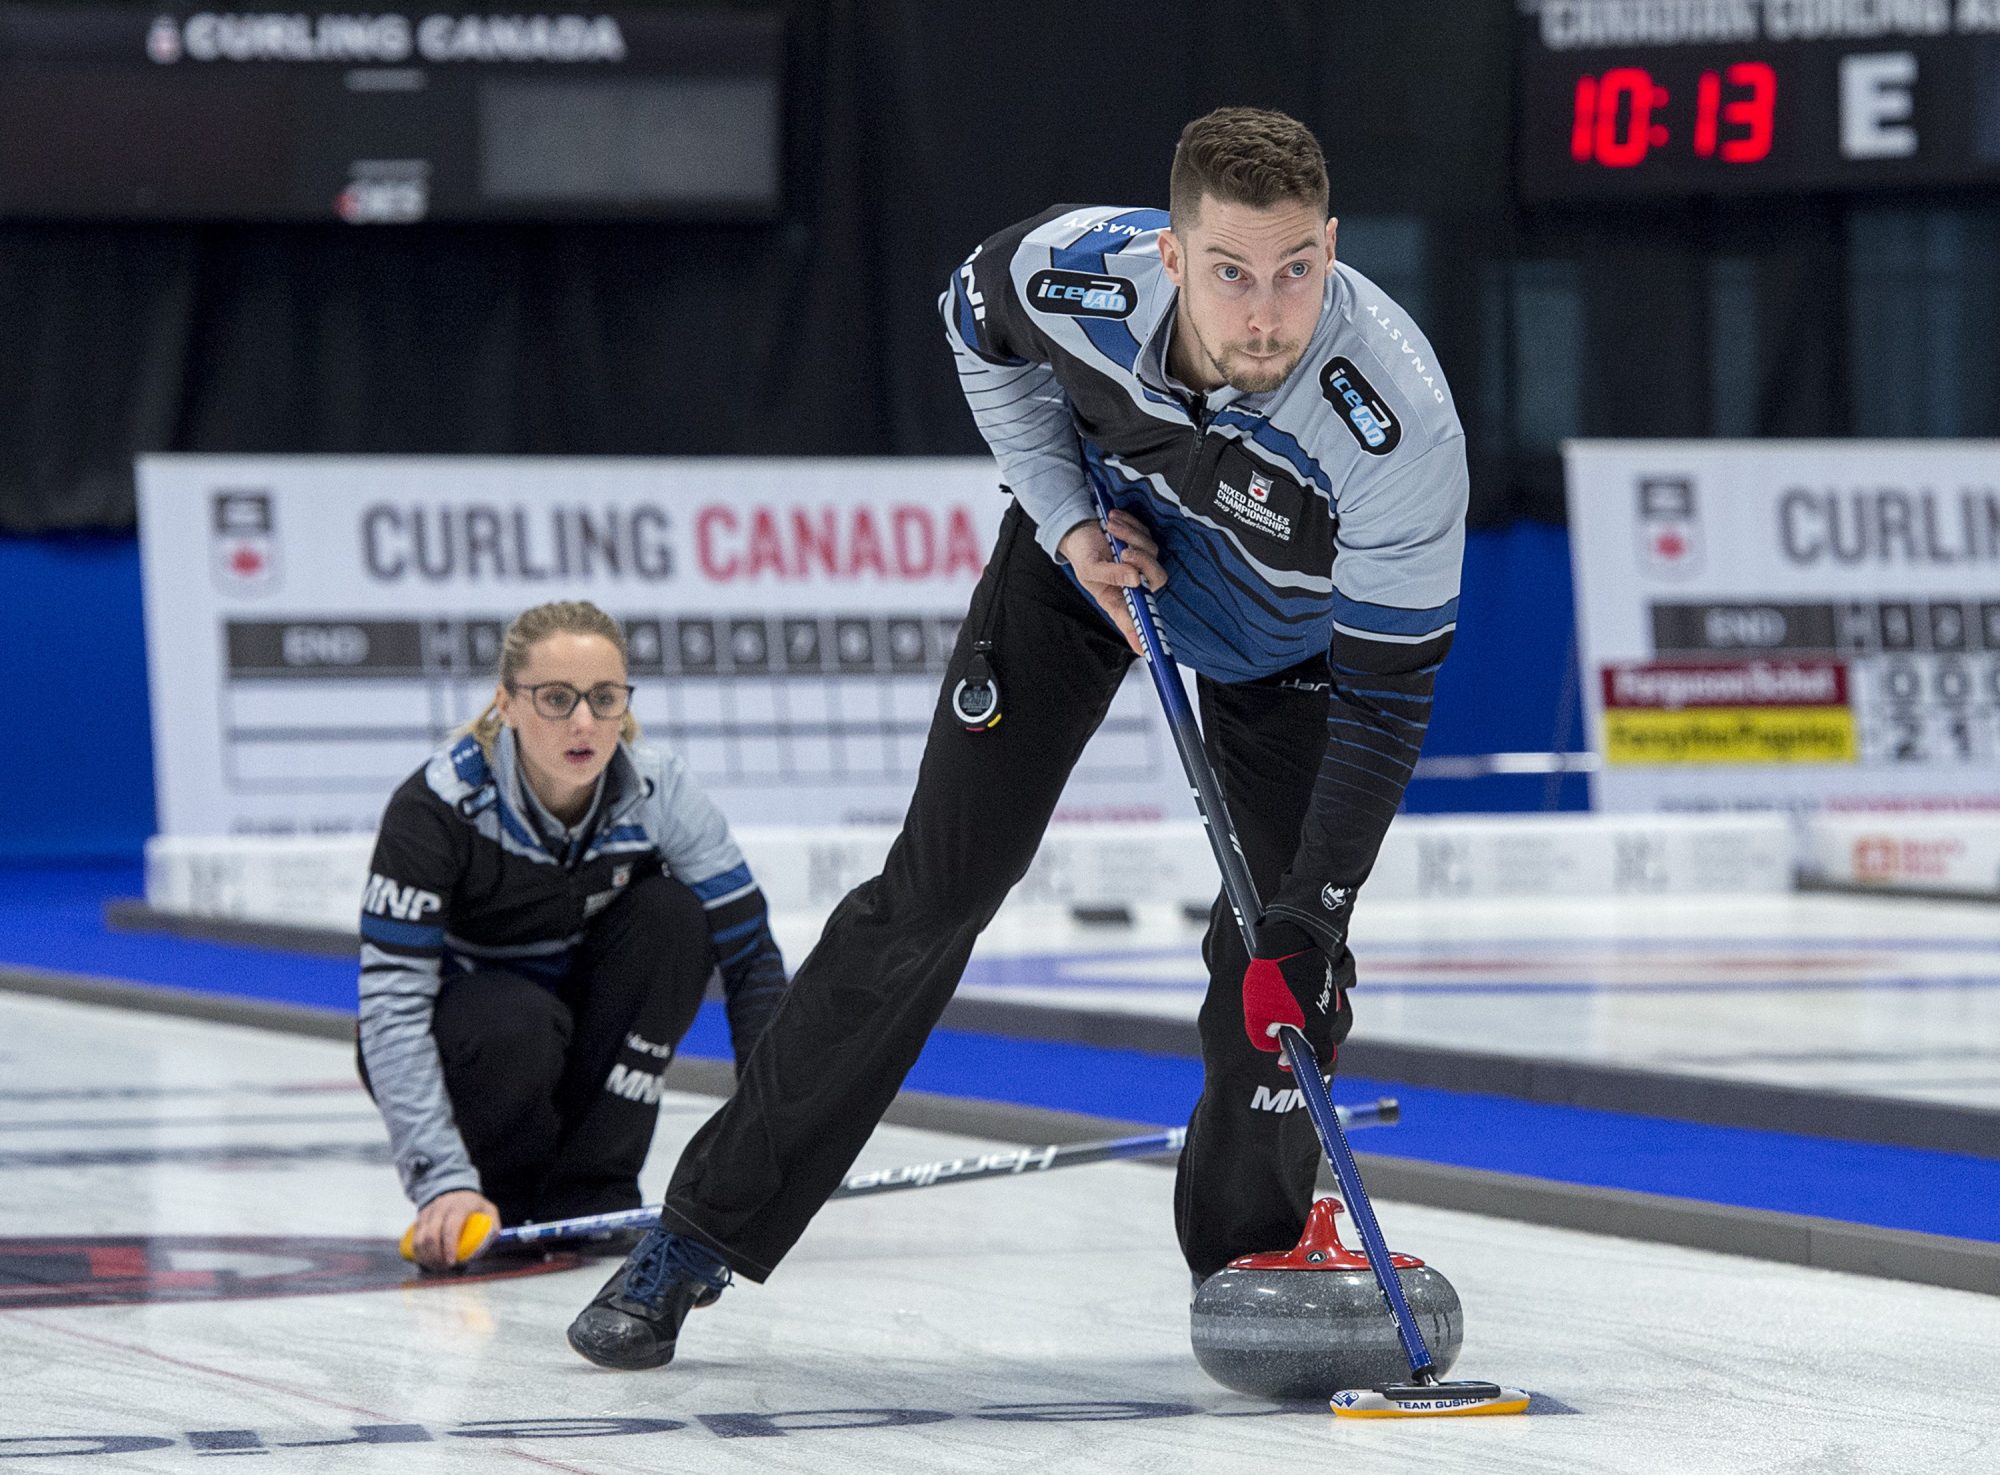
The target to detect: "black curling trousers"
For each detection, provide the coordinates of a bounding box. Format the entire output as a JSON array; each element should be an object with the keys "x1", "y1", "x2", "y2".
[
  {"x1": 428, "y1": 873, "x2": 714, "y2": 1226},
  {"x1": 659, "y1": 502, "x2": 1340, "y2": 1282}
]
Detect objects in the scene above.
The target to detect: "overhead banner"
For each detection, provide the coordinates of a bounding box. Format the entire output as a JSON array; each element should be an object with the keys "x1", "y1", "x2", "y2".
[
  {"x1": 1566, "y1": 440, "x2": 2000, "y2": 814},
  {"x1": 137, "y1": 456, "x2": 1181, "y2": 836}
]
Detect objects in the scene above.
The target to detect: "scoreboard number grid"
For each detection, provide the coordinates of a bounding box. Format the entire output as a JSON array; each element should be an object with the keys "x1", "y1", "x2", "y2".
[
  {"x1": 1641, "y1": 597, "x2": 2000, "y2": 767},
  {"x1": 218, "y1": 612, "x2": 1165, "y2": 794}
]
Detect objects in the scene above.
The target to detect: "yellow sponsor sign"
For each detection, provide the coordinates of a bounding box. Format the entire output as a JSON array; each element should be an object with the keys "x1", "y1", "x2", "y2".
[{"x1": 1603, "y1": 707, "x2": 1857, "y2": 766}]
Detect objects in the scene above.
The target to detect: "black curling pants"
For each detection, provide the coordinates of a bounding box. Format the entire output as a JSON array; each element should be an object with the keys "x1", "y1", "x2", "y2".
[
  {"x1": 426, "y1": 873, "x2": 714, "y2": 1226},
  {"x1": 659, "y1": 502, "x2": 1343, "y2": 1282}
]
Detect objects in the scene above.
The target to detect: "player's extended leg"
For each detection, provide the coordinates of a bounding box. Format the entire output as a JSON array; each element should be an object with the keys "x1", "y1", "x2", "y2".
[
  {"x1": 535, "y1": 874, "x2": 716, "y2": 1221},
  {"x1": 1174, "y1": 661, "x2": 1353, "y2": 1280},
  {"x1": 570, "y1": 504, "x2": 1134, "y2": 1367},
  {"x1": 653, "y1": 503, "x2": 1134, "y2": 1281}
]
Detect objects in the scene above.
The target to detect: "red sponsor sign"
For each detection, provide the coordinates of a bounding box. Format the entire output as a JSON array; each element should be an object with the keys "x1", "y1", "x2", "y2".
[
  {"x1": 1601, "y1": 661, "x2": 1848, "y2": 710},
  {"x1": 1851, "y1": 835, "x2": 1969, "y2": 883}
]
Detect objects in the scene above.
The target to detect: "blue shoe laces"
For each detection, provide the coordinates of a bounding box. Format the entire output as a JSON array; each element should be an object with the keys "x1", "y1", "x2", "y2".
[{"x1": 624, "y1": 1229, "x2": 731, "y2": 1308}]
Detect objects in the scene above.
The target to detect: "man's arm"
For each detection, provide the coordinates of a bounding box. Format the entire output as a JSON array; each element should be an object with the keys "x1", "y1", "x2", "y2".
[
  {"x1": 1262, "y1": 435, "x2": 1469, "y2": 957},
  {"x1": 939, "y1": 220, "x2": 1100, "y2": 561},
  {"x1": 940, "y1": 219, "x2": 1164, "y2": 643}
]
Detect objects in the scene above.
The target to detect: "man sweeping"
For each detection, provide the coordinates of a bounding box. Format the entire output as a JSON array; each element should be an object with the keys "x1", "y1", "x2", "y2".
[{"x1": 566, "y1": 104, "x2": 1468, "y2": 1371}]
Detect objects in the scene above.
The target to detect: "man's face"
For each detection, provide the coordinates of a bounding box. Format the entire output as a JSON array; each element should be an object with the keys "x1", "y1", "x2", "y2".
[{"x1": 1159, "y1": 195, "x2": 1337, "y2": 395}]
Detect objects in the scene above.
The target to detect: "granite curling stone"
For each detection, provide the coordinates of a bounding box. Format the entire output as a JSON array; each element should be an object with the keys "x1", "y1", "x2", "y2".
[{"x1": 1191, "y1": 1196, "x2": 1463, "y2": 1400}]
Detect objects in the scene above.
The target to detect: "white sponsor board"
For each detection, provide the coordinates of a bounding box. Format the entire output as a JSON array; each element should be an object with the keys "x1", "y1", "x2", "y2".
[
  {"x1": 137, "y1": 455, "x2": 1183, "y2": 836},
  {"x1": 1565, "y1": 441, "x2": 2000, "y2": 814},
  {"x1": 1802, "y1": 814, "x2": 2000, "y2": 897},
  {"x1": 144, "y1": 813, "x2": 1793, "y2": 935},
  {"x1": 1368, "y1": 811, "x2": 1791, "y2": 899},
  {"x1": 143, "y1": 825, "x2": 1227, "y2": 931}
]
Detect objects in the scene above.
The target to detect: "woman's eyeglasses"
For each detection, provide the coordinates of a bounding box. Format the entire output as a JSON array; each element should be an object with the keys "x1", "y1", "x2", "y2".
[{"x1": 509, "y1": 681, "x2": 634, "y2": 721}]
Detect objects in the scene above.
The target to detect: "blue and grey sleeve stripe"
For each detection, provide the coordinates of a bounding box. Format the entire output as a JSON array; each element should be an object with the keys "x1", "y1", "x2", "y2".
[
  {"x1": 360, "y1": 914, "x2": 446, "y2": 949},
  {"x1": 691, "y1": 863, "x2": 757, "y2": 909},
  {"x1": 1330, "y1": 589, "x2": 1459, "y2": 642}
]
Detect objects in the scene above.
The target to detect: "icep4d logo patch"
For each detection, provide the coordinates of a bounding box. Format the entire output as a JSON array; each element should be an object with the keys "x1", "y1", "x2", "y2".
[
  {"x1": 1320, "y1": 357, "x2": 1401, "y2": 455},
  {"x1": 1025, "y1": 269, "x2": 1137, "y2": 320}
]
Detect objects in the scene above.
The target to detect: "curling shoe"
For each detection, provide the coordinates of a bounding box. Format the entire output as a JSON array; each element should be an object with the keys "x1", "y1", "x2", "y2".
[{"x1": 566, "y1": 1227, "x2": 731, "y2": 1370}]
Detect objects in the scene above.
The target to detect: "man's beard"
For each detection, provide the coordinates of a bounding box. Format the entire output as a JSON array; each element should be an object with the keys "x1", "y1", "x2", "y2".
[{"x1": 1214, "y1": 335, "x2": 1301, "y2": 394}]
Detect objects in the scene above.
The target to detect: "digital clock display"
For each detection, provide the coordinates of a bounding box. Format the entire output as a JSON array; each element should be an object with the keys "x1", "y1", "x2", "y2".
[
  {"x1": 1569, "y1": 61, "x2": 1777, "y2": 168},
  {"x1": 1517, "y1": 4, "x2": 2000, "y2": 202}
]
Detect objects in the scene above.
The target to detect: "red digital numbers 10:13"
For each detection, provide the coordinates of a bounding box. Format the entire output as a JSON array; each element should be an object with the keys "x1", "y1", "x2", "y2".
[{"x1": 1570, "y1": 62, "x2": 1777, "y2": 169}]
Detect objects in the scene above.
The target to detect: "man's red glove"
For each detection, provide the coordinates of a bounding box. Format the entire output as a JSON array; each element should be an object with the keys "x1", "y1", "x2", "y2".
[{"x1": 1242, "y1": 921, "x2": 1345, "y2": 1072}]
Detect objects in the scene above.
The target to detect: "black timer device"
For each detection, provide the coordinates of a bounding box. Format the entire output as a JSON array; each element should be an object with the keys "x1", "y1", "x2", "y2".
[{"x1": 1516, "y1": 5, "x2": 2000, "y2": 201}]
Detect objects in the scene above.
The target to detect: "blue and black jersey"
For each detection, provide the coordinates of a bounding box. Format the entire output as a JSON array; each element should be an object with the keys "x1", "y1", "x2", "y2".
[
  {"x1": 941, "y1": 204, "x2": 1469, "y2": 953},
  {"x1": 357, "y1": 727, "x2": 786, "y2": 1206}
]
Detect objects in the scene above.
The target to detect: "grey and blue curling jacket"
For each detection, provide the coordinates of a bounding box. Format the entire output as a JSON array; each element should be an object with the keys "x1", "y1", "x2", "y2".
[
  {"x1": 942, "y1": 204, "x2": 1468, "y2": 955},
  {"x1": 358, "y1": 728, "x2": 786, "y2": 1206}
]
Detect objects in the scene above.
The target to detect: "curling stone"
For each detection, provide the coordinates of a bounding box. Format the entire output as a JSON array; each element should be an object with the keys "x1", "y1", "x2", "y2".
[{"x1": 1191, "y1": 1196, "x2": 1463, "y2": 1400}]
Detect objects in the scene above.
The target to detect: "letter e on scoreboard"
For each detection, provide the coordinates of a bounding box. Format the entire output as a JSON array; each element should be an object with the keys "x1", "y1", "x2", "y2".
[{"x1": 1840, "y1": 53, "x2": 1918, "y2": 161}]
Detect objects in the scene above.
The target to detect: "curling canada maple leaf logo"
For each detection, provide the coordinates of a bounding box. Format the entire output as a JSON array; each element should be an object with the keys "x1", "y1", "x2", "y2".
[
  {"x1": 211, "y1": 491, "x2": 280, "y2": 594},
  {"x1": 1634, "y1": 476, "x2": 1702, "y2": 578}
]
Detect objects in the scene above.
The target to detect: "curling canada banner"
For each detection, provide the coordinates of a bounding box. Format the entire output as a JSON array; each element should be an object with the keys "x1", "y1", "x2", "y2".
[
  {"x1": 137, "y1": 456, "x2": 1180, "y2": 836},
  {"x1": 1565, "y1": 440, "x2": 2000, "y2": 814}
]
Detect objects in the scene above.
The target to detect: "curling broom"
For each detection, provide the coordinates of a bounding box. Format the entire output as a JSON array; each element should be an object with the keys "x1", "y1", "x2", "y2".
[
  {"x1": 400, "y1": 1099, "x2": 1398, "y2": 1266},
  {"x1": 1097, "y1": 489, "x2": 1528, "y2": 1419}
]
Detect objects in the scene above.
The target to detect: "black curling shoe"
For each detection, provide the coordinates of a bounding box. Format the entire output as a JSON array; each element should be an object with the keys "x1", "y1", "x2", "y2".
[{"x1": 565, "y1": 1228, "x2": 732, "y2": 1370}]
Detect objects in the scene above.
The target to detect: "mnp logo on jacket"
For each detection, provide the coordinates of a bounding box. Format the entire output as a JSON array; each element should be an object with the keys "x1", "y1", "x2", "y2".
[{"x1": 363, "y1": 873, "x2": 442, "y2": 922}]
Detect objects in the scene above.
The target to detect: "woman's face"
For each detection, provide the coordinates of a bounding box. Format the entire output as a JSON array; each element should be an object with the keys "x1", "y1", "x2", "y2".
[{"x1": 494, "y1": 632, "x2": 628, "y2": 805}]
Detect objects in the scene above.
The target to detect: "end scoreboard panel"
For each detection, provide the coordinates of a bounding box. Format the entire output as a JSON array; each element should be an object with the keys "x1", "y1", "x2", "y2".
[{"x1": 1517, "y1": 1, "x2": 2000, "y2": 201}]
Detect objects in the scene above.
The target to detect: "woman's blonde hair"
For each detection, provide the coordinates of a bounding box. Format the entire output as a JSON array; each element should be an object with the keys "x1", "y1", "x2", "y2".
[{"x1": 463, "y1": 600, "x2": 640, "y2": 758}]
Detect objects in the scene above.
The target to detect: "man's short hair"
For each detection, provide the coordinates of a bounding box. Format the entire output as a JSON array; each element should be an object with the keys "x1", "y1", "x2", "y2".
[{"x1": 1169, "y1": 107, "x2": 1329, "y2": 228}]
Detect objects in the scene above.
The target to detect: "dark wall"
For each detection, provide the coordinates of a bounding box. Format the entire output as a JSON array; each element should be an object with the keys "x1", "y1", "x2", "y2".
[{"x1": 7, "y1": 2, "x2": 2000, "y2": 536}]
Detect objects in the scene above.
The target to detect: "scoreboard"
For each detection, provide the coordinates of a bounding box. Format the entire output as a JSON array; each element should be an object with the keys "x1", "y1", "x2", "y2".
[
  {"x1": 1565, "y1": 440, "x2": 2000, "y2": 816},
  {"x1": 136, "y1": 455, "x2": 1186, "y2": 836},
  {"x1": 1517, "y1": 1, "x2": 2000, "y2": 200},
  {"x1": 0, "y1": 6, "x2": 782, "y2": 221}
]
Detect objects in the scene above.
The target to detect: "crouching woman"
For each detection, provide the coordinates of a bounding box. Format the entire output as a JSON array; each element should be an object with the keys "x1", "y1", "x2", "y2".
[{"x1": 358, "y1": 600, "x2": 787, "y2": 1270}]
